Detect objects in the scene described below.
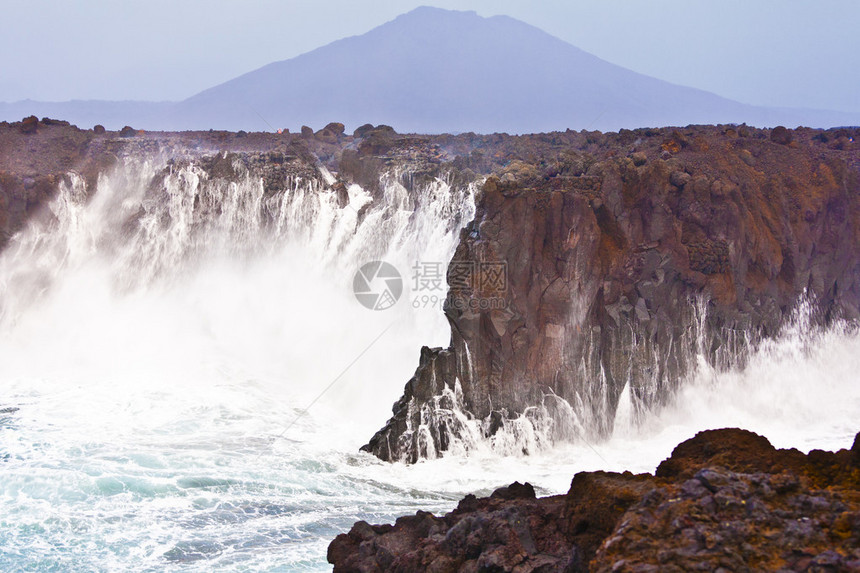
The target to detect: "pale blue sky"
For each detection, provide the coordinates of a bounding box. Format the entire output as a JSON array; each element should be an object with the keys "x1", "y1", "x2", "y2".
[{"x1": 2, "y1": 0, "x2": 858, "y2": 112}]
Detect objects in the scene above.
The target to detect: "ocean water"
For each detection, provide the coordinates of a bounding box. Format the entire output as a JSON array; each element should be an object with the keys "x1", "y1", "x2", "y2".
[{"x1": 0, "y1": 158, "x2": 857, "y2": 571}]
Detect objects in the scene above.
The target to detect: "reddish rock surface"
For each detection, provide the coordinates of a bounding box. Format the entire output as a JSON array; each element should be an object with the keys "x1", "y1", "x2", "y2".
[
  {"x1": 363, "y1": 125, "x2": 860, "y2": 462},
  {"x1": 329, "y1": 429, "x2": 860, "y2": 572}
]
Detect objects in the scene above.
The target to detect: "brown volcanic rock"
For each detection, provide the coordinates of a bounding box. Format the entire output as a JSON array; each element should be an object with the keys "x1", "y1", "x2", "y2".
[
  {"x1": 592, "y1": 430, "x2": 860, "y2": 572},
  {"x1": 2, "y1": 120, "x2": 858, "y2": 571},
  {"x1": 563, "y1": 471, "x2": 657, "y2": 566},
  {"x1": 324, "y1": 121, "x2": 346, "y2": 136},
  {"x1": 0, "y1": 119, "x2": 110, "y2": 248},
  {"x1": 315, "y1": 127, "x2": 339, "y2": 144},
  {"x1": 364, "y1": 126, "x2": 860, "y2": 462},
  {"x1": 328, "y1": 482, "x2": 575, "y2": 573},
  {"x1": 20, "y1": 115, "x2": 38, "y2": 134},
  {"x1": 330, "y1": 429, "x2": 860, "y2": 572},
  {"x1": 592, "y1": 469, "x2": 860, "y2": 572},
  {"x1": 771, "y1": 125, "x2": 794, "y2": 145},
  {"x1": 656, "y1": 428, "x2": 860, "y2": 491}
]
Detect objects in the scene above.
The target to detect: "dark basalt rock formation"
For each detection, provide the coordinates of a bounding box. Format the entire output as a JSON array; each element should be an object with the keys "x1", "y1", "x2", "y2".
[
  {"x1": 328, "y1": 428, "x2": 860, "y2": 572},
  {"x1": 363, "y1": 126, "x2": 860, "y2": 462}
]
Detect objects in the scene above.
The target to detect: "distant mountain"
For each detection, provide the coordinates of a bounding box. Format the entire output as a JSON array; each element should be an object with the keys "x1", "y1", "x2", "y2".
[{"x1": 2, "y1": 7, "x2": 858, "y2": 133}]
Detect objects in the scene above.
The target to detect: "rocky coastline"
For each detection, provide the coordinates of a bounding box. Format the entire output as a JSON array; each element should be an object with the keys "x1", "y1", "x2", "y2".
[
  {"x1": 3, "y1": 118, "x2": 859, "y2": 571},
  {"x1": 329, "y1": 428, "x2": 860, "y2": 572},
  {"x1": 4, "y1": 120, "x2": 859, "y2": 450}
]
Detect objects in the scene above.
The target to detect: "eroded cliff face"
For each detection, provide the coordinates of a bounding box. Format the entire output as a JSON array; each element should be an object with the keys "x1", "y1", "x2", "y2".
[{"x1": 363, "y1": 126, "x2": 860, "y2": 462}]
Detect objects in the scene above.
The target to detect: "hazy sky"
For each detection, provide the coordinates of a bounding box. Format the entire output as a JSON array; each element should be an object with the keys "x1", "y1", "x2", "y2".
[{"x1": 2, "y1": 0, "x2": 858, "y2": 112}]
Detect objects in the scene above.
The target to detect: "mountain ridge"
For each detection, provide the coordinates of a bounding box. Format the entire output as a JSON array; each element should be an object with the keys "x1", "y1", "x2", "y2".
[{"x1": 2, "y1": 7, "x2": 859, "y2": 132}]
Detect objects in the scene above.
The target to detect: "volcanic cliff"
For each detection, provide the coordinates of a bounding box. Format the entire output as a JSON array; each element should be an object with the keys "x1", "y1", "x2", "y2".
[
  {"x1": 361, "y1": 124, "x2": 860, "y2": 463},
  {"x1": 2, "y1": 119, "x2": 859, "y2": 464}
]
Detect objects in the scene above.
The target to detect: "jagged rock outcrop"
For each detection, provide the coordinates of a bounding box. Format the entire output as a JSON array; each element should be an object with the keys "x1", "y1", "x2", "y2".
[
  {"x1": 363, "y1": 126, "x2": 860, "y2": 462},
  {"x1": 329, "y1": 428, "x2": 860, "y2": 572}
]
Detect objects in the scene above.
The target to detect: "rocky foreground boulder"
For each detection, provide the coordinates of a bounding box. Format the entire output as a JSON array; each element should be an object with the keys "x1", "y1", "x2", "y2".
[{"x1": 329, "y1": 428, "x2": 860, "y2": 572}]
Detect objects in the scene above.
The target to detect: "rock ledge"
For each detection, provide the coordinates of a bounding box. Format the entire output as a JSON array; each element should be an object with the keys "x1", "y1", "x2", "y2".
[{"x1": 330, "y1": 428, "x2": 860, "y2": 572}]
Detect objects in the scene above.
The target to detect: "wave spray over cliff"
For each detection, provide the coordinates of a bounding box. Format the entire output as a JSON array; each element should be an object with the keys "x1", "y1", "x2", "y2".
[{"x1": 0, "y1": 155, "x2": 858, "y2": 571}]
